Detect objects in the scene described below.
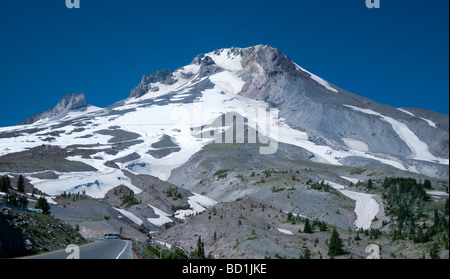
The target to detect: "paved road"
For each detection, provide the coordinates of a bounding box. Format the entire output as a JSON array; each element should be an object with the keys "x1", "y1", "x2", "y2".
[{"x1": 21, "y1": 239, "x2": 135, "y2": 259}]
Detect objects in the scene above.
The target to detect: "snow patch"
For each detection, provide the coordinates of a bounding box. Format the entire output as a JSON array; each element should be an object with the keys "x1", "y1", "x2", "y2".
[
  {"x1": 207, "y1": 49, "x2": 243, "y2": 71},
  {"x1": 324, "y1": 180, "x2": 346, "y2": 190},
  {"x1": 154, "y1": 240, "x2": 172, "y2": 249},
  {"x1": 147, "y1": 204, "x2": 172, "y2": 226},
  {"x1": 276, "y1": 228, "x2": 293, "y2": 235},
  {"x1": 339, "y1": 190, "x2": 379, "y2": 230},
  {"x1": 327, "y1": 181, "x2": 379, "y2": 230},
  {"x1": 294, "y1": 63, "x2": 338, "y2": 93},
  {"x1": 174, "y1": 193, "x2": 217, "y2": 219},
  {"x1": 420, "y1": 117, "x2": 437, "y2": 128},
  {"x1": 396, "y1": 108, "x2": 437, "y2": 128},
  {"x1": 113, "y1": 207, "x2": 143, "y2": 225},
  {"x1": 396, "y1": 108, "x2": 415, "y2": 117},
  {"x1": 342, "y1": 138, "x2": 370, "y2": 152},
  {"x1": 426, "y1": 190, "x2": 449, "y2": 197}
]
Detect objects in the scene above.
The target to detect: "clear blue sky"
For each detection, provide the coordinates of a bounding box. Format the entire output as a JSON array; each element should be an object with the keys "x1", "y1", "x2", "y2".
[{"x1": 0, "y1": 0, "x2": 448, "y2": 127}]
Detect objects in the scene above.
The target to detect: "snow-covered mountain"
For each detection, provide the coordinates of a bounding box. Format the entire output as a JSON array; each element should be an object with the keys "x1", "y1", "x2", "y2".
[
  {"x1": 125, "y1": 45, "x2": 448, "y2": 176},
  {"x1": 0, "y1": 45, "x2": 448, "y2": 199}
]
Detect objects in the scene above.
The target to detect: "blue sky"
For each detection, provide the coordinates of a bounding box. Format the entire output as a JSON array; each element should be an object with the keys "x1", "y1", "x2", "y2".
[{"x1": 0, "y1": 0, "x2": 448, "y2": 127}]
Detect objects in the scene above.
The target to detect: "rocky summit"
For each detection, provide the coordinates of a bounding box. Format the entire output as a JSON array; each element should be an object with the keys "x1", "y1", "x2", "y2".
[{"x1": 18, "y1": 93, "x2": 100, "y2": 125}]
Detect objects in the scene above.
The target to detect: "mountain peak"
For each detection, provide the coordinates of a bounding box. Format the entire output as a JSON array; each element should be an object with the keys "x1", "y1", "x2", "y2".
[
  {"x1": 18, "y1": 93, "x2": 94, "y2": 125},
  {"x1": 56, "y1": 93, "x2": 88, "y2": 110},
  {"x1": 127, "y1": 45, "x2": 294, "y2": 99}
]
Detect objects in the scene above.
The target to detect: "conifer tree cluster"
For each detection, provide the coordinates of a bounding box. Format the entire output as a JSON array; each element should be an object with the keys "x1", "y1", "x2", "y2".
[
  {"x1": 2, "y1": 192, "x2": 28, "y2": 209},
  {"x1": 1, "y1": 174, "x2": 28, "y2": 208},
  {"x1": 0, "y1": 174, "x2": 25, "y2": 193},
  {"x1": 189, "y1": 236, "x2": 213, "y2": 259}
]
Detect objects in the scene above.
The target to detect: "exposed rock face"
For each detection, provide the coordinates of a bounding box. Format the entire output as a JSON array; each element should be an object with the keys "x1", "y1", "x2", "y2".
[
  {"x1": 18, "y1": 93, "x2": 90, "y2": 125},
  {"x1": 0, "y1": 211, "x2": 27, "y2": 258},
  {"x1": 0, "y1": 206, "x2": 86, "y2": 258},
  {"x1": 129, "y1": 69, "x2": 174, "y2": 98}
]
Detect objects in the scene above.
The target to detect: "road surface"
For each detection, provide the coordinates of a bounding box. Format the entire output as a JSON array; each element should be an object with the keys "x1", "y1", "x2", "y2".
[{"x1": 21, "y1": 239, "x2": 135, "y2": 259}]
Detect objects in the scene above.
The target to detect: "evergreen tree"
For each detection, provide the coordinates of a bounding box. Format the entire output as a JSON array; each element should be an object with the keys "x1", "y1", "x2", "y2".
[
  {"x1": 423, "y1": 179, "x2": 432, "y2": 189},
  {"x1": 367, "y1": 179, "x2": 373, "y2": 189},
  {"x1": 415, "y1": 226, "x2": 422, "y2": 243},
  {"x1": 415, "y1": 225, "x2": 429, "y2": 243},
  {"x1": 445, "y1": 198, "x2": 449, "y2": 216},
  {"x1": 328, "y1": 228, "x2": 344, "y2": 257},
  {"x1": 319, "y1": 221, "x2": 327, "y2": 232},
  {"x1": 303, "y1": 218, "x2": 313, "y2": 234},
  {"x1": 18, "y1": 195, "x2": 29, "y2": 209},
  {"x1": 190, "y1": 236, "x2": 206, "y2": 259},
  {"x1": 165, "y1": 247, "x2": 188, "y2": 259},
  {"x1": 0, "y1": 175, "x2": 11, "y2": 193},
  {"x1": 17, "y1": 175, "x2": 25, "y2": 193},
  {"x1": 35, "y1": 196, "x2": 51, "y2": 214},
  {"x1": 0, "y1": 176, "x2": 5, "y2": 193},
  {"x1": 299, "y1": 248, "x2": 311, "y2": 259},
  {"x1": 430, "y1": 242, "x2": 440, "y2": 259},
  {"x1": 433, "y1": 209, "x2": 440, "y2": 228}
]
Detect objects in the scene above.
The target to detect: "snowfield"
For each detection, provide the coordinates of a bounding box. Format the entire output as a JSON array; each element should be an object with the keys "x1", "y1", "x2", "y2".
[
  {"x1": 27, "y1": 169, "x2": 142, "y2": 199},
  {"x1": 174, "y1": 193, "x2": 217, "y2": 219},
  {"x1": 327, "y1": 181, "x2": 380, "y2": 230},
  {"x1": 276, "y1": 228, "x2": 293, "y2": 235},
  {"x1": 147, "y1": 205, "x2": 173, "y2": 226},
  {"x1": 339, "y1": 190, "x2": 379, "y2": 230}
]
